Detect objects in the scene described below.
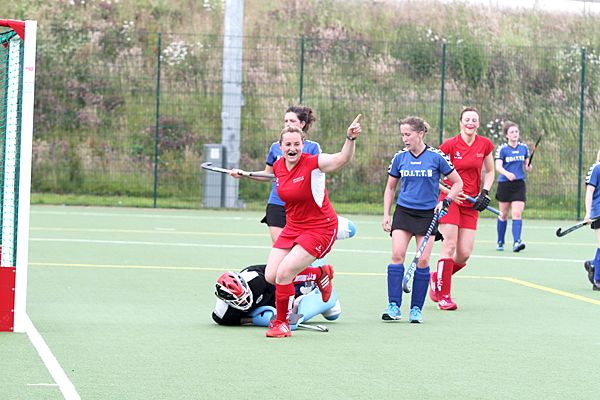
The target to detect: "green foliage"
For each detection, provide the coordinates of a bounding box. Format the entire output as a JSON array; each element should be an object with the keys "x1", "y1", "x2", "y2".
[{"x1": 5, "y1": 0, "x2": 600, "y2": 217}]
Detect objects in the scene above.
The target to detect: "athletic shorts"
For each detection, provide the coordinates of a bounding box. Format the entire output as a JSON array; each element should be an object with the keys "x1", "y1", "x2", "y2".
[
  {"x1": 496, "y1": 180, "x2": 526, "y2": 203},
  {"x1": 591, "y1": 219, "x2": 600, "y2": 230},
  {"x1": 438, "y1": 201, "x2": 479, "y2": 230},
  {"x1": 391, "y1": 205, "x2": 438, "y2": 237},
  {"x1": 261, "y1": 204, "x2": 286, "y2": 228},
  {"x1": 274, "y1": 224, "x2": 337, "y2": 259}
]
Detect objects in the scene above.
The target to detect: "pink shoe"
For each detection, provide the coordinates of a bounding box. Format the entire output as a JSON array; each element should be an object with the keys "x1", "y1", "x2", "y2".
[
  {"x1": 317, "y1": 264, "x2": 334, "y2": 302},
  {"x1": 438, "y1": 295, "x2": 457, "y2": 310},
  {"x1": 266, "y1": 320, "x2": 291, "y2": 338},
  {"x1": 429, "y1": 272, "x2": 438, "y2": 302}
]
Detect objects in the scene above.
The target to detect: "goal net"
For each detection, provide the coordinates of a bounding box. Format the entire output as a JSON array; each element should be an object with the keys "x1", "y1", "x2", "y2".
[{"x1": 0, "y1": 19, "x2": 36, "y2": 333}]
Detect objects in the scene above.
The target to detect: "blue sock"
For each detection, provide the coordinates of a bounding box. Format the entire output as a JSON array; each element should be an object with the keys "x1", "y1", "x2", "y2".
[
  {"x1": 497, "y1": 219, "x2": 507, "y2": 243},
  {"x1": 512, "y1": 220, "x2": 523, "y2": 243},
  {"x1": 387, "y1": 264, "x2": 404, "y2": 307},
  {"x1": 411, "y1": 266, "x2": 430, "y2": 310},
  {"x1": 594, "y1": 248, "x2": 600, "y2": 283}
]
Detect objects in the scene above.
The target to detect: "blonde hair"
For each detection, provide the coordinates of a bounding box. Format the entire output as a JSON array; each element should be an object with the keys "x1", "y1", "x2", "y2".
[{"x1": 279, "y1": 126, "x2": 305, "y2": 144}]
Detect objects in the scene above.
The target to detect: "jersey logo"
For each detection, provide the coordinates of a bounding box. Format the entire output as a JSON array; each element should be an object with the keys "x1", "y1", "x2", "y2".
[
  {"x1": 454, "y1": 151, "x2": 462, "y2": 159},
  {"x1": 477, "y1": 153, "x2": 484, "y2": 157},
  {"x1": 293, "y1": 176, "x2": 305, "y2": 183},
  {"x1": 315, "y1": 245, "x2": 322, "y2": 253}
]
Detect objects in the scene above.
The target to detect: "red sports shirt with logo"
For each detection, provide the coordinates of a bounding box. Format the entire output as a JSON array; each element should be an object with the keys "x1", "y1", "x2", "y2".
[
  {"x1": 439, "y1": 134, "x2": 494, "y2": 200},
  {"x1": 273, "y1": 153, "x2": 337, "y2": 231}
]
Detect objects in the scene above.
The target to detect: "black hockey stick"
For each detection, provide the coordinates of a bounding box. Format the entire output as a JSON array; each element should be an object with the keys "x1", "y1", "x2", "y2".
[
  {"x1": 439, "y1": 181, "x2": 502, "y2": 216},
  {"x1": 402, "y1": 209, "x2": 446, "y2": 293},
  {"x1": 556, "y1": 217, "x2": 599, "y2": 237},
  {"x1": 201, "y1": 162, "x2": 275, "y2": 179},
  {"x1": 528, "y1": 129, "x2": 545, "y2": 167}
]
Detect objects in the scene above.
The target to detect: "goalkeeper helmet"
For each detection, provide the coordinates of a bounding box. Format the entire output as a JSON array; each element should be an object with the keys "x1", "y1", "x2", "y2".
[{"x1": 215, "y1": 271, "x2": 253, "y2": 311}]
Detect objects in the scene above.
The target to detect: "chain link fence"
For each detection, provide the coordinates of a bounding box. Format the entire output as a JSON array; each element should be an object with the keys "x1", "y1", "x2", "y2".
[{"x1": 30, "y1": 29, "x2": 600, "y2": 218}]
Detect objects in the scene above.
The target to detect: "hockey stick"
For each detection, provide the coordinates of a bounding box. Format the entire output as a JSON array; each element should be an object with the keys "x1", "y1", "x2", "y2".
[
  {"x1": 439, "y1": 181, "x2": 503, "y2": 216},
  {"x1": 298, "y1": 323, "x2": 329, "y2": 332},
  {"x1": 402, "y1": 209, "x2": 446, "y2": 294},
  {"x1": 556, "y1": 217, "x2": 599, "y2": 237},
  {"x1": 201, "y1": 162, "x2": 275, "y2": 179},
  {"x1": 528, "y1": 129, "x2": 545, "y2": 167}
]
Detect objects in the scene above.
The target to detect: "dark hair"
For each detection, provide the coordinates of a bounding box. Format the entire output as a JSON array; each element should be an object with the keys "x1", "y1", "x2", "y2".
[
  {"x1": 399, "y1": 116, "x2": 430, "y2": 135},
  {"x1": 459, "y1": 107, "x2": 480, "y2": 122},
  {"x1": 502, "y1": 121, "x2": 518, "y2": 137},
  {"x1": 279, "y1": 126, "x2": 305, "y2": 144},
  {"x1": 286, "y1": 105, "x2": 316, "y2": 132}
]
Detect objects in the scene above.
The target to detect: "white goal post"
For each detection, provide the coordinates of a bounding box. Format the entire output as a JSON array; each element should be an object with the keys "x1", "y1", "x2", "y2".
[{"x1": 0, "y1": 19, "x2": 37, "y2": 333}]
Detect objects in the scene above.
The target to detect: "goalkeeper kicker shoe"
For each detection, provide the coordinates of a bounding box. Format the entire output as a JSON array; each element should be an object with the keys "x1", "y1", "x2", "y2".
[
  {"x1": 438, "y1": 295, "x2": 458, "y2": 310},
  {"x1": 584, "y1": 261, "x2": 595, "y2": 285},
  {"x1": 317, "y1": 264, "x2": 334, "y2": 302},
  {"x1": 266, "y1": 320, "x2": 292, "y2": 338},
  {"x1": 409, "y1": 306, "x2": 423, "y2": 323},
  {"x1": 382, "y1": 302, "x2": 401, "y2": 321}
]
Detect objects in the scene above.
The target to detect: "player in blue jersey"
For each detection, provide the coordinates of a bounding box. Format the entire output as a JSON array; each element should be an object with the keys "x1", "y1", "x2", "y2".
[
  {"x1": 382, "y1": 116, "x2": 463, "y2": 323},
  {"x1": 583, "y1": 149, "x2": 600, "y2": 291},
  {"x1": 494, "y1": 121, "x2": 533, "y2": 252}
]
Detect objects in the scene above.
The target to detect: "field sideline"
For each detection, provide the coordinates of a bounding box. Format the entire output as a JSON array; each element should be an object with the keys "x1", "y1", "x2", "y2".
[{"x1": 2, "y1": 205, "x2": 599, "y2": 399}]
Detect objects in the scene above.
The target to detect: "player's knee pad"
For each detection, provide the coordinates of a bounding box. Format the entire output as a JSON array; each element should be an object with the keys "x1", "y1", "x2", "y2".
[
  {"x1": 321, "y1": 299, "x2": 341, "y2": 320},
  {"x1": 336, "y1": 216, "x2": 356, "y2": 240},
  {"x1": 247, "y1": 306, "x2": 276, "y2": 327},
  {"x1": 296, "y1": 287, "x2": 339, "y2": 322}
]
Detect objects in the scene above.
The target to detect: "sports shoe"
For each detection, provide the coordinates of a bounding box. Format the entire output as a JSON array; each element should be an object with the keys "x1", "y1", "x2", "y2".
[
  {"x1": 409, "y1": 306, "x2": 423, "y2": 323},
  {"x1": 382, "y1": 302, "x2": 401, "y2": 321},
  {"x1": 429, "y1": 272, "x2": 438, "y2": 302},
  {"x1": 584, "y1": 261, "x2": 595, "y2": 285},
  {"x1": 496, "y1": 242, "x2": 504, "y2": 251},
  {"x1": 513, "y1": 240, "x2": 525, "y2": 252},
  {"x1": 317, "y1": 264, "x2": 334, "y2": 302},
  {"x1": 438, "y1": 295, "x2": 458, "y2": 310},
  {"x1": 594, "y1": 280, "x2": 600, "y2": 291},
  {"x1": 266, "y1": 320, "x2": 291, "y2": 338}
]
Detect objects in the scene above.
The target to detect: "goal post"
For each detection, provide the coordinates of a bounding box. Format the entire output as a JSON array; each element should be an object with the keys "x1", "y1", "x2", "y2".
[{"x1": 0, "y1": 19, "x2": 37, "y2": 333}]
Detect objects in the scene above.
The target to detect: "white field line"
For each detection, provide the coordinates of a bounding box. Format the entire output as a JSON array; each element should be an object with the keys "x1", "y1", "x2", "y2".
[
  {"x1": 30, "y1": 237, "x2": 587, "y2": 264},
  {"x1": 23, "y1": 314, "x2": 80, "y2": 400}
]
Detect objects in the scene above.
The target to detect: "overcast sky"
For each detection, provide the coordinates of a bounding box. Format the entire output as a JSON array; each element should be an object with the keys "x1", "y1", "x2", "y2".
[{"x1": 441, "y1": 0, "x2": 600, "y2": 13}]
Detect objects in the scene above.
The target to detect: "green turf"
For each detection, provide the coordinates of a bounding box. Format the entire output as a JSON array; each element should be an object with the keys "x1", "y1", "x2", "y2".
[{"x1": 3, "y1": 206, "x2": 599, "y2": 399}]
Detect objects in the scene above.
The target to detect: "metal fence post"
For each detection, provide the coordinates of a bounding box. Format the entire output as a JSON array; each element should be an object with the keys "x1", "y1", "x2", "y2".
[
  {"x1": 299, "y1": 38, "x2": 305, "y2": 104},
  {"x1": 153, "y1": 32, "x2": 162, "y2": 208},
  {"x1": 439, "y1": 43, "x2": 446, "y2": 145},
  {"x1": 577, "y1": 47, "x2": 586, "y2": 220}
]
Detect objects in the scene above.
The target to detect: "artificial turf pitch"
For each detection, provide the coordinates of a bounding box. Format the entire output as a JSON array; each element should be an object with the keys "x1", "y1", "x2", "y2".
[{"x1": 2, "y1": 205, "x2": 599, "y2": 399}]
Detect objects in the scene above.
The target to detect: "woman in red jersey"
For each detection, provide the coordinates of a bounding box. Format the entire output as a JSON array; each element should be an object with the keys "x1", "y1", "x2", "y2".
[
  {"x1": 264, "y1": 115, "x2": 362, "y2": 338},
  {"x1": 430, "y1": 107, "x2": 495, "y2": 310}
]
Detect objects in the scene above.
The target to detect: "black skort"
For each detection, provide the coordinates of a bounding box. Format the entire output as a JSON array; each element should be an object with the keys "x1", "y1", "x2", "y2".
[
  {"x1": 495, "y1": 179, "x2": 526, "y2": 203},
  {"x1": 391, "y1": 205, "x2": 439, "y2": 237},
  {"x1": 261, "y1": 203, "x2": 287, "y2": 228}
]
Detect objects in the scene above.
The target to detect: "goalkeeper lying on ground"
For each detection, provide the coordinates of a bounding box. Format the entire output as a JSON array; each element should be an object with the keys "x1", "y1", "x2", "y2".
[
  {"x1": 212, "y1": 216, "x2": 355, "y2": 329},
  {"x1": 212, "y1": 264, "x2": 341, "y2": 329}
]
